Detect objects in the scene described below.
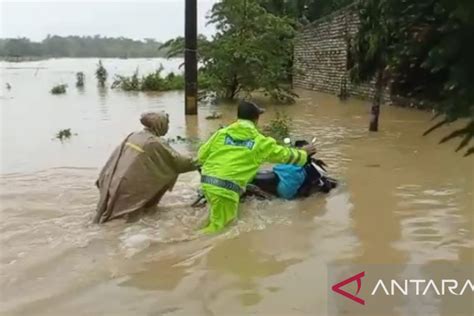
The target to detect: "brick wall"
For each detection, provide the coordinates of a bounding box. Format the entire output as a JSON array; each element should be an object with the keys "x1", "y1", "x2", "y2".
[{"x1": 294, "y1": 4, "x2": 391, "y2": 103}]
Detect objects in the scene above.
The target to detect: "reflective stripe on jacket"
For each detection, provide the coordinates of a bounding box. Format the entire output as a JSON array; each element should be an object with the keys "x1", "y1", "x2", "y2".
[{"x1": 198, "y1": 119, "x2": 307, "y2": 199}]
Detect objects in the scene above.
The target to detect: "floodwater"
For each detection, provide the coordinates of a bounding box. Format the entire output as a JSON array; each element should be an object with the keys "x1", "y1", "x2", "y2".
[{"x1": 0, "y1": 58, "x2": 473, "y2": 316}]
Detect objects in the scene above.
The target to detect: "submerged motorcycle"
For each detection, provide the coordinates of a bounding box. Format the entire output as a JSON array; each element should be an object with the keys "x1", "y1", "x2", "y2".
[{"x1": 191, "y1": 138, "x2": 338, "y2": 207}]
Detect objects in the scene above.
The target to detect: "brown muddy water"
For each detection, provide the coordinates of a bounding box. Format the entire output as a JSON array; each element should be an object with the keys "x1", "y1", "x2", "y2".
[{"x1": 0, "y1": 59, "x2": 473, "y2": 316}]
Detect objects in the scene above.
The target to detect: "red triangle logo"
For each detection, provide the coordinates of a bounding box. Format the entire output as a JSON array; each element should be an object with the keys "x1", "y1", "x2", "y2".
[{"x1": 331, "y1": 271, "x2": 365, "y2": 305}]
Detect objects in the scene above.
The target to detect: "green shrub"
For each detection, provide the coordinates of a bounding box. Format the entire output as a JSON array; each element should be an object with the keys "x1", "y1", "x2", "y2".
[
  {"x1": 51, "y1": 84, "x2": 67, "y2": 95},
  {"x1": 263, "y1": 112, "x2": 292, "y2": 143},
  {"x1": 76, "y1": 72, "x2": 85, "y2": 87},
  {"x1": 161, "y1": 72, "x2": 185, "y2": 90},
  {"x1": 112, "y1": 68, "x2": 141, "y2": 91},
  {"x1": 95, "y1": 60, "x2": 108, "y2": 86},
  {"x1": 112, "y1": 65, "x2": 185, "y2": 92},
  {"x1": 140, "y1": 70, "x2": 166, "y2": 91},
  {"x1": 56, "y1": 128, "x2": 73, "y2": 140}
]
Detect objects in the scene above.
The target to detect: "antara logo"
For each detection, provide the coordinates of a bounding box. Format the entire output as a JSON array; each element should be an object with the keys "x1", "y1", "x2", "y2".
[
  {"x1": 331, "y1": 271, "x2": 366, "y2": 305},
  {"x1": 331, "y1": 271, "x2": 474, "y2": 306}
]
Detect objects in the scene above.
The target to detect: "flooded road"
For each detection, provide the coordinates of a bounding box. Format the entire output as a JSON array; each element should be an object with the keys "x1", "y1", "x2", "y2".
[{"x1": 1, "y1": 59, "x2": 473, "y2": 316}]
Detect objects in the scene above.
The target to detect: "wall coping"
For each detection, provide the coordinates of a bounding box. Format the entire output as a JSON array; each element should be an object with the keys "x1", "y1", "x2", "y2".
[{"x1": 300, "y1": 2, "x2": 358, "y2": 32}]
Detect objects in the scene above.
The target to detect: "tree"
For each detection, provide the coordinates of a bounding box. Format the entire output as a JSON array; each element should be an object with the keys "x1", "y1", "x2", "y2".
[
  {"x1": 2, "y1": 38, "x2": 39, "y2": 57},
  {"x1": 350, "y1": 0, "x2": 396, "y2": 131},
  {"x1": 0, "y1": 36, "x2": 167, "y2": 58},
  {"x1": 350, "y1": 0, "x2": 474, "y2": 155},
  {"x1": 259, "y1": 0, "x2": 353, "y2": 23},
  {"x1": 421, "y1": 0, "x2": 474, "y2": 156},
  {"x1": 160, "y1": 35, "x2": 211, "y2": 59},
  {"x1": 162, "y1": 0, "x2": 297, "y2": 101},
  {"x1": 212, "y1": 0, "x2": 297, "y2": 101}
]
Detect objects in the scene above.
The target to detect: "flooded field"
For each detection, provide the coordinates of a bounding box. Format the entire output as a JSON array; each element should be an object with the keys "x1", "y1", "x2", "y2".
[{"x1": 0, "y1": 58, "x2": 472, "y2": 315}]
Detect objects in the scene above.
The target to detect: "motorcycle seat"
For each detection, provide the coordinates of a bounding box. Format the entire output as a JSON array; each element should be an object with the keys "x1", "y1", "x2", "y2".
[{"x1": 251, "y1": 170, "x2": 279, "y2": 195}]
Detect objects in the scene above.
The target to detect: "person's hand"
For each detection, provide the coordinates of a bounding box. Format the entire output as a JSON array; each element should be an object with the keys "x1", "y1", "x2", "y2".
[{"x1": 302, "y1": 144, "x2": 317, "y2": 156}]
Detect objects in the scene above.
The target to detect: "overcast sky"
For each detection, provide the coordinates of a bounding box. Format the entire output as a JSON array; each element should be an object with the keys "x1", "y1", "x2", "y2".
[{"x1": 0, "y1": 0, "x2": 218, "y2": 41}]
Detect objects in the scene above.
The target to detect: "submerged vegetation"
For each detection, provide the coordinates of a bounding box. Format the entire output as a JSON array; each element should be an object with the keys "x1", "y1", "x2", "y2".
[
  {"x1": 76, "y1": 72, "x2": 85, "y2": 87},
  {"x1": 111, "y1": 66, "x2": 184, "y2": 92},
  {"x1": 111, "y1": 65, "x2": 213, "y2": 92},
  {"x1": 4, "y1": 0, "x2": 471, "y2": 156},
  {"x1": 50, "y1": 84, "x2": 67, "y2": 95},
  {"x1": 164, "y1": 0, "x2": 473, "y2": 155},
  {"x1": 95, "y1": 60, "x2": 108, "y2": 87},
  {"x1": 263, "y1": 112, "x2": 292, "y2": 143},
  {"x1": 55, "y1": 128, "x2": 73, "y2": 141}
]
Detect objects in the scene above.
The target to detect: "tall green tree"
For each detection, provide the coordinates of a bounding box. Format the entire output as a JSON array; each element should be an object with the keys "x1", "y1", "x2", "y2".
[
  {"x1": 350, "y1": 0, "x2": 396, "y2": 131},
  {"x1": 351, "y1": 0, "x2": 474, "y2": 155},
  {"x1": 421, "y1": 0, "x2": 474, "y2": 156},
  {"x1": 210, "y1": 0, "x2": 294, "y2": 101},
  {"x1": 163, "y1": 0, "x2": 296, "y2": 102},
  {"x1": 206, "y1": 0, "x2": 296, "y2": 101}
]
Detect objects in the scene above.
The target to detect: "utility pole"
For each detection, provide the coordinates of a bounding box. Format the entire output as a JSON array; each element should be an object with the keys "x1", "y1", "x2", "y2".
[{"x1": 185, "y1": 0, "x2": 198, "y2": 115}]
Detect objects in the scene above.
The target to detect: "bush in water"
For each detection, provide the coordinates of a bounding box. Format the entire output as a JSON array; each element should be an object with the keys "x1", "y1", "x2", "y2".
[
  {"x1": 263, "y1": 112, "x2": 292, "y2": 144},
  {"x1": 56, "y1": 128, "x2": 73, "y2": 141},
  {"x1": 95, "y1": 60, "x2": 108, "y2": 87},
  {"x1": 112, "y1": 68, "x2": 141, "y2": 91},
  {"x1": 140, "y1": 68, "x2": 168, "y2": 91},
  {"x1": 50, "y1": 84, "x2": 67, "y2": 95},
  {"x1": 76, "y1": 72, "x2": 85, "y2": 87},
  {"x1": 112, "y1": 66, "x2": 185, "y2": 92}
]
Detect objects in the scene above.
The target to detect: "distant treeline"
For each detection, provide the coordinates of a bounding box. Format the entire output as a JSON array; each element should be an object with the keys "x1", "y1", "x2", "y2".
[{"x1": 0, "y1": 35, "x2": 168, "y2": 58}]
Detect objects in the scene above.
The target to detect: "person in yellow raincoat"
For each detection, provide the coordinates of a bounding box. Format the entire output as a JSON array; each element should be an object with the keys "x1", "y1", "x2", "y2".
[
  {"x1": 94, "y1": 111, "x2": 198, "y2": 223},
  {"x1": 198, "y1": 101, "x2": 317, "y2": 233}
]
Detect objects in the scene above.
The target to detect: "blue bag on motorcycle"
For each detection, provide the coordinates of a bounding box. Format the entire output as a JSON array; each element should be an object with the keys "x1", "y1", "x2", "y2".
[{"x1": 273, "y1": 164, "x2": 306, "y2": 200}]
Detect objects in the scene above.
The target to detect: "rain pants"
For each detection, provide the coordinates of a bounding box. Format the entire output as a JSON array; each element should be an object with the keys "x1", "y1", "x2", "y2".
[{"x1": 197, "y1": 119, "x2": 308, "y2": 233}]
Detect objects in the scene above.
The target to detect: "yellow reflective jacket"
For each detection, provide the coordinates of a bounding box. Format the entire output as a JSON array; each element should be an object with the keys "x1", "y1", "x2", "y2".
[{"x1": 198, "y1": 119, "x2": 307, "y2": 200}]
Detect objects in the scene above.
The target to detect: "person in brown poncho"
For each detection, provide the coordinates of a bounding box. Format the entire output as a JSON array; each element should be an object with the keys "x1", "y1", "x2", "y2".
[{"x1": 94, "y1": 111, "x2": 198, "y2": 223}]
